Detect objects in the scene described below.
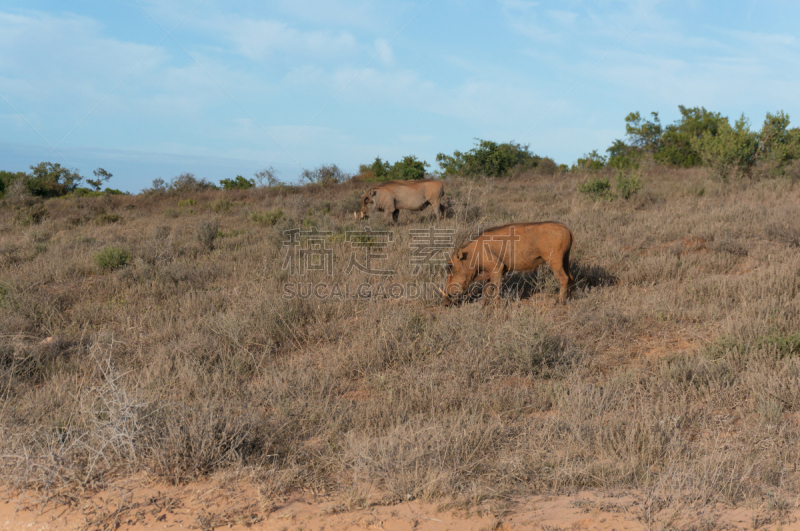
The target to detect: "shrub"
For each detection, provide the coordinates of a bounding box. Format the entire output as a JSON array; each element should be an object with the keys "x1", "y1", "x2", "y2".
[
  {"x1": 145, "y1": 173, "x2": 218, "y2": 194},
  {"x1": 14, "y1": 203, "x2": 48, "y2": 225},
  {"x1": 577, "y1": 176, "x2": 613, "y2": 200},
  {"x1": 170, "y1": 173, "x2": 217, "y2": 192},
  {"x1": 301, "y1": 164, "x2": 348, "y2": 186},
  {"x1": 254, "y1": 167, "x2": 282, "y2": 187},
  {"x1": 358, "y1": 157, "x2": 391, "y2": 180},
  {"x1": 0, "y1": 170, "x2": 27, "y2": 198},
  {"x1": 94, "y1": 213, "x2": 121, "y2": 225},
  {"x1": 606, "y1": 140, "x2": 639, "y2": 170},
  {"x1": 220, "y1": 175, "x2": 254, "y2": 190},
  {"x1": 25, "y1": 162, "x2": 84, "y2": 198},
  {"x1": 694, "y1": 114, "x2": 759, "y2": 179},
  {"x1": 65, "y1": 187, "x2": 127, "y2": 198},
  {"x1": 196, "y1": 219, "x2": 220, "y2": 250},
  {"x1": 574, "y1": 150, "x2": 607, "y2": 171},
  {"x1": 212, "y1": 199, "x2": 232, "y2": 213},
  {"x1": 654, "y1": 106, "x2": 727, "y2": 167},
  {"x1": 250, "y1": 209, "x2": 284, "y2": 227},
  {"x1": 535, "y1": 157, "x2": 558, "y2": 175},
  {"x1": 178, "y1": 199, "x2": 196, "y2": 207},
  {"x1": 752, "y1": 111, "x2": 800, "y2": 176},
  {"x1": 436, "y1": 139, "x2": 543, "y2": 177},
  {"x1": 388, "y1": 155, "x2": 428, "y2": 180},
  {"x1": 94, "y1": 247, "x2": 132, "y2": 271},
  {"x1": 358, "y1": 156, "x2": 429, "y2": 181},
  {"x1": 615, "y1": 172, "x2": 642, "y2": 200}
]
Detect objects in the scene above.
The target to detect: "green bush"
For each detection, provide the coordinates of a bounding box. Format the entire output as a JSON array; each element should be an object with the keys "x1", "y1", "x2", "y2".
[
  {"x1": 358, "y1": 155, "x2": 429, "y2": 181},
  {"x1": 606, "y1": 140, "x2": 638, "y2": 170},
  {"x1": 251, "y1": 209, "x2": 284, "y2": 227},
  {"x1": 178, "y1": 198, "x2": 196, "y2": 207},
  {"x1": 753, "y1": 111, "x2": 800, "y2": 176},
  {"x1": 436, "y1": 139, "x2": 542, "y2": 177},
  {"x1": 358, "y1": 157, "x2": 391, "y2": 180},
  {"x1": 654, "y1": 106, "x2": 727, "y2": 167},
  {"x1": 24, "y1": 162, "x2": 84, "y2": 198},
  {"x1": 0, "y1": 170, "x2": 27, "y2": 198},
  {"x1": 693, "y1": 114, "x2": 759, "y2": 179},
  {"x1": 615, "y1": 172, "x2": 642, "y2": 200},
  {"x1": 94, "y1": 247, "x2": 132, "y2": 271},
  {"x1": 577, "y1": 176, "x2": 613, "y2": 200},
  {"x1": 220, "y1": 175, "x2": 255, "y2": 190},
  {"x1": 574, "y1": 150, "x2": 606, "y2": 171},
  {"x1": 388, "y1": 155, "x2": 428, "y2": 180}
]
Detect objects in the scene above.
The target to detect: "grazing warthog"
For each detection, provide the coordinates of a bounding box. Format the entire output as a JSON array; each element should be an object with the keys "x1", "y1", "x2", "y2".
[
  {"x1": 442, "y1": 222, "x2": 574, "y2": 306},
  {"x1": 356, "y1": 180, "x2": 445, "y2": 223}
]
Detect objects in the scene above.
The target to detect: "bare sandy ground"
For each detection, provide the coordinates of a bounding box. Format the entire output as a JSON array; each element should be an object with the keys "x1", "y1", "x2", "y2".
[{"x1": 2, "y1": 478, "x2": 799, "y2": 531}]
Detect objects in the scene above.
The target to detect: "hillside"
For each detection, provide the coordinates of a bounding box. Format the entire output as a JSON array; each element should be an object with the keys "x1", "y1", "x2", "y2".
[{"x1": 2, "y1": 166, "x2": 800, "y2": 528}]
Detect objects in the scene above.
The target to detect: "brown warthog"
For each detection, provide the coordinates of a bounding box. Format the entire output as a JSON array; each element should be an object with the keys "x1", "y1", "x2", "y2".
[
  {"x1": 442, "y1": 222, "x2": 574, "y2": 306},
  {"x1": 356, "y1": 180, "x2": 445, "y2": 223}
]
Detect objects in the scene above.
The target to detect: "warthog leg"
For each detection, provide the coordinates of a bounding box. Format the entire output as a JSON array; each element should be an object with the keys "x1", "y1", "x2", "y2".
[
  {"x1": 479, "y1": 253, "x2": 507, "y2": 306},
  {"x1": 547, "y1": 252, "x2": 573, "y2": 304}
]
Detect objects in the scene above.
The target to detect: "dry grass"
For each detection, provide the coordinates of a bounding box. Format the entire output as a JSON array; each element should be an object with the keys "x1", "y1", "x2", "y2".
[{"x1": 2, "y1": 167, "x2": 800, "y2": 524}]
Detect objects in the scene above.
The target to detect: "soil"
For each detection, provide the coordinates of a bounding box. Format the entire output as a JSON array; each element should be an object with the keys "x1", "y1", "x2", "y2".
[{"x1": 3, "y1": 478, "x2": 799, "y2": 530}]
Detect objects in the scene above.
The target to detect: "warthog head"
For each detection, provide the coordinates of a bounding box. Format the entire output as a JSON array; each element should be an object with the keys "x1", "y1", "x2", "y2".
[
  {"x1": 442, "y1": 249, "x2": 476, "y2": 306},
  {"x1": 355, "y1": 190, "x2": 375, "y2": 220}
]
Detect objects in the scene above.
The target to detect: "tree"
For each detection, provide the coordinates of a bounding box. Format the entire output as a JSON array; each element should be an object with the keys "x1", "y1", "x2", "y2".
[
  {"x1": 755, "y1": 111, "x2": 800, "y2": 168},
  {"x1": 220, "y1": 175, "x2": 255, "y2": 190},
  {"x1": 300, "y1": 164, "x2": 348, "y2": 185},
  {"x1": 625, "y1": 112, "x2": 663, "y2": 152},
  {"x1": 693, "y1": 114, "x2": 759, "y2": 179},
  {"x1": 388, "y1": 155, "x2": 428, "y2": 180},
  {"x1": 606, "y1": 139, "x2": 637, "y2": 169},
  {"x1": 436, "y1": 139, "x2": 542, "y2": 177},
  {"x1": 358, "y1": 157, "x2": 391, "y2": 180},
  {"x1": 0, "y1": 170, "x2": 27, "y2": 198},
  {"x1": 168, "y1": 172, "x2": 218, "y2": 192},
  {"x1": 574, "y1": 150, "x2": 607, "y2": 171},
  {"x1": 254, "y1": 167, "x2": 282, "y2": 187},
  {"x1": 86, "y1": 167, "x2": 113, "y2": 191},
  {"x1": 655, "y1": 106, "x2": 727, "y2": 167},
  {"x1": 146, "y1": 178, "x2": 167, "y2": 194},
  {"x1": 26, "y1": 162, "x2": 83, "y2": 197}
]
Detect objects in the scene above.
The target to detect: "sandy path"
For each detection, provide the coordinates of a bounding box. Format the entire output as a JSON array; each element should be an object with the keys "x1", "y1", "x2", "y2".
[{"x1": 2, "y1": 480, "x2": 798, "y2": 530}]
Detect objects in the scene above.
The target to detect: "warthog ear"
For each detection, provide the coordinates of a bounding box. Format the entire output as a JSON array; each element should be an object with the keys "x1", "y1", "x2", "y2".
[{"x1": 371, "y1": 190, "x2": 377, "y2": 197}]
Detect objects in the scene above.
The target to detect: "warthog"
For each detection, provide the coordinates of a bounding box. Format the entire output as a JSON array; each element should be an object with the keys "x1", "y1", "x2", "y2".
[
  {"x1": 356, "y1": 180, "x2": 445, "y2": 223},
  {"x1": 442, "y1": 222, "x2": 574, "y2": 306}
]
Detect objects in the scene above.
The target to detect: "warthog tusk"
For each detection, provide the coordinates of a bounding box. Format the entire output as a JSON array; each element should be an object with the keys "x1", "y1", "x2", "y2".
[
  {"x1": 354, "y1": 211, "x2": 358, "y2": 220},
  {"x1": 436, "y1": 286, "x2": 447, "y2": 297}
]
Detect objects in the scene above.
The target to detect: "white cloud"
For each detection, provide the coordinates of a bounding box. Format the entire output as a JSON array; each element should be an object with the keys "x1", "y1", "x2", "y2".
[{"x1": 218, "y1": 18, "x2": 359, "y2": 62}]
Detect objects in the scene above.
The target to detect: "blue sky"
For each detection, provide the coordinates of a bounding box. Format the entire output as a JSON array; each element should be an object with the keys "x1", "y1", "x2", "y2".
[{"x1": 1, "y1": 0, "x2": 799, "y2": 192}]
